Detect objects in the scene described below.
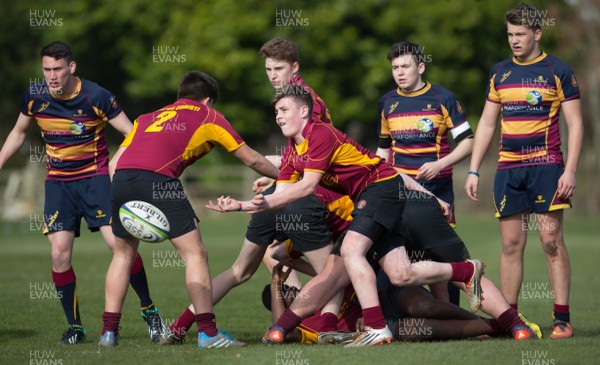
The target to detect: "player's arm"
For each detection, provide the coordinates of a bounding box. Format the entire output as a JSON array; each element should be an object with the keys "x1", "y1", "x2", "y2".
[
  {"x1": 232, "y1": 145, "x2": 279, "y2": 179},
  {"x1": 375, "y1": 147, "x2": 392, "y2": 162},
  {"x1": 251, "y1": 171, "x2": 322, "y2": 212},
  {"x1": 465, "y1": 101, "x2": 502, "y2": 201},
  {"x1": 557, "y1": 99, "x2": 583, "y2": 199},
  {"x1": 107, "y1": 111, "x2": 133, "y2": 137},
  {"x1": 0, "y1": 113, "x2": 35, "y2": 171},
  {"x1": 108, "y1": 146, "x2": 126, "y2": 180},
  {"x1": 416, "y1": 138, "x2": 474, "y2": 180}
]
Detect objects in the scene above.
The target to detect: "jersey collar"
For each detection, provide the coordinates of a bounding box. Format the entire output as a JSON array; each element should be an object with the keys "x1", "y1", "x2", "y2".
[
  {"x1": 396, "y1": 82, "x2": 431, "y2": 97},
  {"x1": 512, "y1": 51, "x2": 547, "y2": 66},
  {"x1": 50, "y1": 77, "x2": 82, "y2": 100}
]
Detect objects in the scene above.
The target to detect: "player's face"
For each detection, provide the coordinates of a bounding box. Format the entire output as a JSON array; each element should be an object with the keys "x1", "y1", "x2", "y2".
[
  {"x1": 390, "y1": 55, "x2": 425, "y2": 92},
  {"x1": 42, "y1": 56, "x2": 76, "y2": 95},
  {"x1": 507, "y1": 23, "x2": 542, "y2": 61},
  {"x1": 274, "y1": 97, "x2": 309, "y2": 140},
  {"x1": 265, "y1": 58, "x2": 298, "y2": 89}
]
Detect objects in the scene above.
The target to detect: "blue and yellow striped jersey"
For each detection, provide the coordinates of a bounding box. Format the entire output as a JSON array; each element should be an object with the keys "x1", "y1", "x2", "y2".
[
  {"x1": 378, "y1": 83, "x2": 473, "y2": 179},
  {"x1": 20, "y1": 77, "x2": 122, "y2": 181},
  {"x1": 486, "y1": 52, "x2": 580, "y2": 169}
]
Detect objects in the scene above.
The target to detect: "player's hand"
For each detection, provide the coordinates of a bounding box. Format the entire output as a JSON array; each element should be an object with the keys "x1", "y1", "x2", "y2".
[
  {"x1": 253, "y1": 176, "x2": 275, "y2": 193},
  {"x1": 205, "y1": 195, "x2": 238, "y2": 212},
  {"x1": 355, "y1": 317, "x2": 364, "y2": 332},
  {"x1": 272, "y1": 262, "x2": 291, "y2": 283},
  {"x1": 436, "y1": 198, "x2": 452, "y2": 221},
  {"x1": 465, "y1": 174, "x2": 479, "y2": 202},
  {"x1": 248, "y1": 193, "x2": 270, "y2": 213},
  {"x1": 557, "y1": 171, "x2": 576, "y2": 199},
  {"x1": 416, "y1": 161, "x2": 443, "y2": 180}
]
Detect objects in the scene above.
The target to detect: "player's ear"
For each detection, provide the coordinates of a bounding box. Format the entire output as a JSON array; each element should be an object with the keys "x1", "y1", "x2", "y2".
[
  {"x1": 291, "y1": 61, "x2": 299, "y2": 75},
  {"x1": 534, "y1": 28, "x2": 542, "y2": 41},
  {"x1": 69, "y1": 61, "x2": 76, "y2": 75},
  {"x1": 200, "y1": 97, "x2": 212, "y2": 106}
]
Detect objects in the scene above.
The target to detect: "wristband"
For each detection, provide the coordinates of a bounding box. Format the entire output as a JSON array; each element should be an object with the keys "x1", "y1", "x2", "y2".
[
  {"x1": 236, "y1": 202, "x2": 243, "y2": 212},
  {"x1": 468, "y1": 171, "x2": 480, "y2": 177}
]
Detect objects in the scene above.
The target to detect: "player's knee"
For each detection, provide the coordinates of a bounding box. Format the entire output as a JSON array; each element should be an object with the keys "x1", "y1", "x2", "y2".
[
  {"x1": 388, "y1": 270, "x2": 414, "y2": 287},
  {"x1": 540, "y1": 237, "x2": 562, "y2": 257},
  {"x1": 231, "y1": 263, "x2": 254, "y2": 283},
  {"x1": 406, "y1": 300, "x2": 436, "y2": 318}
]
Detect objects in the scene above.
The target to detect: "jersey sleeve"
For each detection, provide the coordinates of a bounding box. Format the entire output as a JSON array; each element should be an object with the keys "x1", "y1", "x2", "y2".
[
  {"x1": 278, "y1": 155, "x2": 301, "y2": 183},
  {"x1": 120, "y1": 120, "x2": 139, "y2": 148},
  {"x1": 554, "y1": 61, "x2": 580, "y2": 102},
  {"x1": 20, "y1": 89, "x2": 35, "y2": 116},
  {"x1": 442, "y1": 93, "x2": 473, "y2": 143},
  {"x1": 377, "y1": 95, "x2": 392, "y2": 149},
  {"x1": 201, "y1": 113, "x2": 246, "y2": 152},
  {"x1": 486, "y1": 65, "x2": 502, "y2": 104},
  {"x1": 92, "y1": 86, "x2": 122, "y2": 121}
]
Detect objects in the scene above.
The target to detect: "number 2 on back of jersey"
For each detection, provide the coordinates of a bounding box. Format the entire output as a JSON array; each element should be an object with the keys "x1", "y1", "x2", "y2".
[{"x1": 145, "y1": 111, "x2": 177, "y2": 132}]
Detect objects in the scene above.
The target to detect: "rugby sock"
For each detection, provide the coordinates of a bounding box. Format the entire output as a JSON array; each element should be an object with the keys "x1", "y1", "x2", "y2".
[
  {"x1": 274, "y1": 309, "x2": 303, "y2": 333},
  {"x1": 498, "y1": 308, "x2": 523, "y2": 332},
  {"x1": 553, "y1": 304, "x2": 570, "y2": 322},
  {"x1": 449, "y1": 262, "x2": 474, "y2": 282},
  {"x1": 319, "y1": 312, "x2": 339, "y2": 332},
  {"x1": 102, "y1": 312, "x2": 121, "y2": 335},
  {"x1": 171, "y1": 308, "x2": 195, "y2": 337},
  {"x1": 510, "y1": 303, "x2": 518, "y2": 311},
  {"x1": 196, "y1": 313, "x2": 218, "y2": 337},
  {"x1": 486, "y1": 318, "x2": 505, "y2": 335},
  {"x1": 362, "y1": 306, "x2": 386, "y2": 330},
  {"x1": 52, "y1": 267, "x2": 81, "y2": 326},
  {"x1": 129, "y1": 253, "x2": 153, "y2": 308}
]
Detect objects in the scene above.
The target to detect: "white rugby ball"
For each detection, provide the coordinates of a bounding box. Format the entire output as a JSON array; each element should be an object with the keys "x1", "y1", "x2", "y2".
[{"x1": 119, "y1": 200, "x2": 170, "y2": 243}]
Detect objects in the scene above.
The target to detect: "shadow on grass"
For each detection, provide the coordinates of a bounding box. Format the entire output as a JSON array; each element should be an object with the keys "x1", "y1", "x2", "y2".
[{"x1": 0, "y1": 329, "x2": 37, "y2": 341}]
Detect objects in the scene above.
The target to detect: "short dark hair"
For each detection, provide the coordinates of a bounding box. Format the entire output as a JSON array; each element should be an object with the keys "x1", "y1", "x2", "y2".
[
  {"x1": 177, "y1": 71, "x2": 219, "y2": 104},
  {"x1": 387, "y1": 41, "x2": 425, "y2": 65},
  {"x1": 504, "y1": 3, "x2": 541, "y2": 31},
  {"x1": 261, "y1": 283, "x2": 300, "y2": 311},
  {"x1": 40, "y1": 41, "x2": 73, "y2": 63},
  {"x1": 259, "y1": 37, "x2": 299, "y2": 65},
  {"x1": 271, "y1": 85, "x2": 313, "y2": 117}
]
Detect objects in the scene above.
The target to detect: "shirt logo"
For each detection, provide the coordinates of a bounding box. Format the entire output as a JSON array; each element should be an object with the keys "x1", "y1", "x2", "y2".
[
  {"x1": 500, "y1": 71, "x2": 511, "y2": 83},
  {"x1": 96, "y1": 210, "x2": 107, "y2": 218},
  {"x1": 69, "y1": 121, "x2": 86, "y2": 135},
  {"x1": 73, "y1": 109, "x2": 88, "y2": 117},
  {"x1": 37, "y1": 102, "x2": 50, "y2": 113},
  {"x1": 456, "y1": 101, "x2": 463, "y2": 114},
  {"x1": 535, "y1": 195, "x2": 546, "y2": 204},
  {"x1": 417, "y1": 118, "x2": 434, "y2": 133},
  {"x1": 525, "y1": 90, "x2": 542, "y2": 106},
  {"x1": 388, "y1": 101, "x2": 399, "y2": 114},
  {"x1": 571, "y1": 74, "x2": 578, "y2": 88}
]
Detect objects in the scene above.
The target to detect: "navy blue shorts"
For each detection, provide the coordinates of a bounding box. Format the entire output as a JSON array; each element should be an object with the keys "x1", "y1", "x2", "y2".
[
  {"x1": 493, "y1": 164, "x2": 571, "y2": 218},
  {"x1": 111, "y1": 169, "x2": 197, "y2": 240},
  {"x1": 44, "y1": 175, "x2": 112, "y2": 237}
]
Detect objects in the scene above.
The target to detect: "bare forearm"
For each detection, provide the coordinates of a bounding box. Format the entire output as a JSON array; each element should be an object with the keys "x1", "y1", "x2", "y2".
[
  {"x1": 469, "y1": 123, "x2": 496, "y2": 172},
  {"x1": 0, "y1": 130, "x2": 27, "y2": 170},
  {"x1": 246, "y1": 157, "x2": 279, "y2": 179},
  {"x1": 438, "y1": 138, "x2": 473, "y2": 170},
  {"x1": 564, "y1": 118, "x2": 583, "y2": 174}
]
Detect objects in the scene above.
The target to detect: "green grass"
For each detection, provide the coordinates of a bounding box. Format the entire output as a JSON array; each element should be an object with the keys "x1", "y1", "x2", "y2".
[{"x1": 1, "y1": 213, "x2": 600, "y2": 365}]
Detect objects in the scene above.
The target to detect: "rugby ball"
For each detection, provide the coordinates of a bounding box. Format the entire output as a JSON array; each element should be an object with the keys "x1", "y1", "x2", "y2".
[{"x1": 119, "y1": 200, "x2": 170, "y2": 243}]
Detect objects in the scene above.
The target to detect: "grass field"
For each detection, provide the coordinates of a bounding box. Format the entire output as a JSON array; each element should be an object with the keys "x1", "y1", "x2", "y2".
[{"x1": 1, "y1": 212, "x2": 599, "y2": 365}]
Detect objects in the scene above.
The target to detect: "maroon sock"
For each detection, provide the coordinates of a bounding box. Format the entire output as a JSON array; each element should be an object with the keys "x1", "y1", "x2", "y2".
[
  {"x1": 553, "y1": 304, "x2": 570, "y2": 322},
  {"x1": 102, "y1": 312, "x2": 121, "y2": 335},
  {"x1": 510, "y1": 303, "x2": 518, "y2": 311},
  {"x1": 362, "y1": 306, "x2": 386, "y2": 330},
  {"x1": 487, "y1": 318, "x2": 506, "y2": 335},
  {"x1": 274, "y1": 309, "x2": 303, "y2": 333},
  {"x1": 498, "y1": 308, "x2": 523, "y2": 333},
  {"x1": 196, "y1": 312, "x2": 218, "y2": 337},
  {"x1": 130, "y1": 253, "x2": 144, "y2": 275},
  {"x1": 319, "y1": 312, "x2": 338, "y2": 332},
  {"x1": 171, "y1": 308, "x2": 195, "y2": 337},
  {"x1": 449, "y1": 262, "x2": 474, "y2": 282}
]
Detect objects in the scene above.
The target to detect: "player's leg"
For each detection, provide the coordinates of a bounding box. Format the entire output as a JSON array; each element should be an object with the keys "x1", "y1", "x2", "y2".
[
  {"x1": 537, "y1": 210, "x2": 572, "y2": 338},
  {"x1": 100, "y1": 235, "x2": 140, "y2": 347},
  {"x1": 397, "y1": 318, "x2": 494, "y2": 341},
  {"x1": 44, "y1": 180, "x2": 86, "y2": 344},
  {"x1": 499, "y1": 212, "x2": 528, "y2": 307},
  {"x1": 263, "y1": 241, "x2": 303, "y2": 288}
]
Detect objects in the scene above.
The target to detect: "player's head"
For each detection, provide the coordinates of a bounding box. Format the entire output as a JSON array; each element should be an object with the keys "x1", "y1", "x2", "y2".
[
  {"x1": 386, "y1": 41, "x2": 426, "y2": 92},
  {"x1": 261, "y1": 283, "x2": 300, "y2": 311},
  {"x1": 177, "y1": 71, "x2": 219, "y2": 105},
  {"x1": 259, "y1": 37, "x2": 300, "y2": 89},
  {"x1": 504, "y1": 3, "x2": 542, "y2": 61},
  {"x1": 272, "y1": 85, "x2": 313, "y2": 139},
  {"x1": 40, "y1": 41, "x2": 76, "y2": 95}
]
